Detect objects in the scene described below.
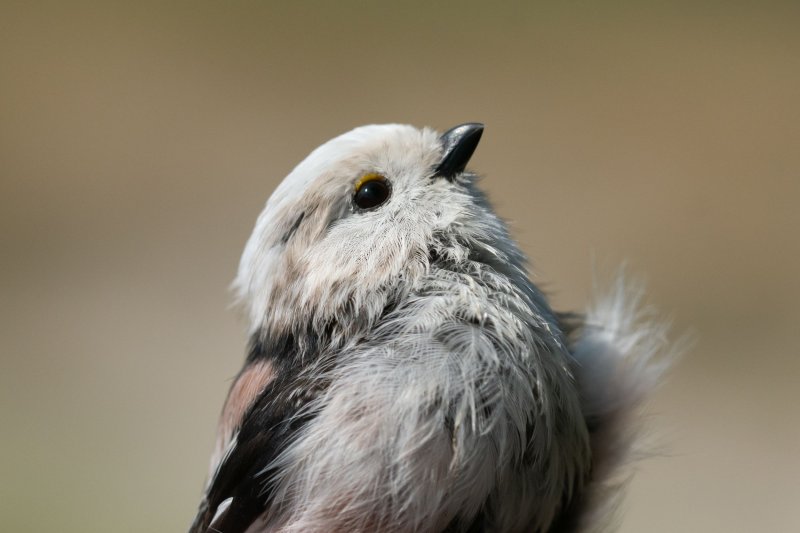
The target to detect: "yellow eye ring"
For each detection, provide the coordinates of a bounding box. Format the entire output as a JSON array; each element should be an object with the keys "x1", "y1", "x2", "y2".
[
  {"x1": 354, "y1": 173, "x2": 386, "y2": 192},
  {"x1": 353, "y1": 173, "x2": 391, "y2": 210}
]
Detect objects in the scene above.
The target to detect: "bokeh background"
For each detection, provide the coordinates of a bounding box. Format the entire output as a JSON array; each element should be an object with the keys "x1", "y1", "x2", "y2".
[{"x1": 2, "y1": 2, "x2": 798, "y2": 531}]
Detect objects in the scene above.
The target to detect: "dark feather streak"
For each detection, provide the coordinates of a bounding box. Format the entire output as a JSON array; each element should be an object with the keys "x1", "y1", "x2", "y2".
[
  {"x1": 280, "y1": 212, "x2": 306, "y2": 245},
  {"x1": 188, "y1": 328, "x2": 323, "y2": 533}
]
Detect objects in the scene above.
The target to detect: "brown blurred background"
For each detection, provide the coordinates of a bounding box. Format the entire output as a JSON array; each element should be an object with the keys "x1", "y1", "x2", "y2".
[{"x1": 1, "y1": 2, "x2": 798, "y2": 531}]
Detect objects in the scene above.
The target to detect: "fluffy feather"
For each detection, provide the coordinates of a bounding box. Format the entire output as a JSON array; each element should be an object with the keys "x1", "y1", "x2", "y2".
[
  {"x1": 189, "y1": 123, "x2": 674, "y2": 533},
  {"x1": 553, "y1": 274, "x2": 675, "y2": 532}
]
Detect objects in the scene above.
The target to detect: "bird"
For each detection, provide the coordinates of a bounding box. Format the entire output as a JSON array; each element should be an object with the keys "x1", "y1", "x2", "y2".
[{"x1": 188, "y1": 123, "x2": 670, "y2": 533}]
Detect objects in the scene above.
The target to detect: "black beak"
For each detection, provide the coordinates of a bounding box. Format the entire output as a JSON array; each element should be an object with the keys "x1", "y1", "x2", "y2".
[{"x1": 434, "y1": 122, "x2": 484, "y2": 181}]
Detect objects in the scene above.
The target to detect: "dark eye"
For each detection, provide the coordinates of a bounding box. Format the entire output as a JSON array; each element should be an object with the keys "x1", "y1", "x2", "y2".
[{"x1": 354, "y1": 174, "x2": 391, "y2": 210}]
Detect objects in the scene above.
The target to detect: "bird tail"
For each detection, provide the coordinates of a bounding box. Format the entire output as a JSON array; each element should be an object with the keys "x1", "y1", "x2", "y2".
[{"x1": 554, "y1": 273, "x2": 679, "y2": 532}]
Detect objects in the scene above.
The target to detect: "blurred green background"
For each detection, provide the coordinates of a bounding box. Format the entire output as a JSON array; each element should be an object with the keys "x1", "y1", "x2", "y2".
[{"x1": 1, "y1": 2, "x2": 798, "y2": 531}]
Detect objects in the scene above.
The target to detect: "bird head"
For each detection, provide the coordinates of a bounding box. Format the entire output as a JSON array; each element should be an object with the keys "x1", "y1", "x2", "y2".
[{"x1": 234, "y1": 123, "x2": 525, "y2": 349}]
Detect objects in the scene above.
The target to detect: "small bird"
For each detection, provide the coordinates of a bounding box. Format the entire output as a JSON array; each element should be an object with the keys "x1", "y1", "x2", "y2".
[{"x1": 189, "y1": 123, "x2": 669, "y2": 533}]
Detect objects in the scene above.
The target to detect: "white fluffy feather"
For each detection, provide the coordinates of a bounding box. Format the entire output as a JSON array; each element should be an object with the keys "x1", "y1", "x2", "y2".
[
  {"x1": 562, "y1": 274, "x2": 676, "y2": 532},
  {"x1": 193, "y1": 124, "x2": 676, "y2": 533}
]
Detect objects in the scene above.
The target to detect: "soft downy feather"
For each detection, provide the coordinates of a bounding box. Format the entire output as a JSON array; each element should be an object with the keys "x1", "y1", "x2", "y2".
[
  {"x1": 554, "y1": 273, "x2": 677, "y2": 533},
  {"x1": 252, "y1": 190, "x2": 592, "y2": 532},
  {"x1": 189, "y1": 123, "x2": 678, "y2": 533}
]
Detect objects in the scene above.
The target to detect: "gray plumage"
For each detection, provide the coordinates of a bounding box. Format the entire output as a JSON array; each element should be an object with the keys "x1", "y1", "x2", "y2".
[{"x1": 190, "y1": 123, "x2": 671, "y2": 533}]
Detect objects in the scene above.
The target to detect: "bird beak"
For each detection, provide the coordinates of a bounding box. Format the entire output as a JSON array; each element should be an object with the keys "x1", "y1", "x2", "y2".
[{"x1": 434, "y1": 122, "x2": 484, "y2": 181}]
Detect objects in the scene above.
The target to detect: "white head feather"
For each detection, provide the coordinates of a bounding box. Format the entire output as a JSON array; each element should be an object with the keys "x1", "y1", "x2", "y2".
[{"x1": 236, "y1": 125, "x2": 442, "y2": 338}]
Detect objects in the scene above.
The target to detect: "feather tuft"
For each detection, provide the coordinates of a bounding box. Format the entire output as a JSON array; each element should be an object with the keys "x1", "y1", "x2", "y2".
[{"x1": 557, "y1": 272, "x2": 681, "y2": 532}]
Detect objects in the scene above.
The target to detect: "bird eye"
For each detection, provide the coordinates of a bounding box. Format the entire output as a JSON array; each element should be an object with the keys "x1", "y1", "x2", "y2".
[{"x1": 353, "y1": 173, "x2": 391, "y2": 210}]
